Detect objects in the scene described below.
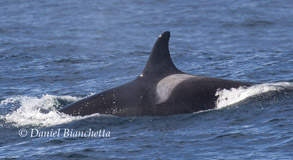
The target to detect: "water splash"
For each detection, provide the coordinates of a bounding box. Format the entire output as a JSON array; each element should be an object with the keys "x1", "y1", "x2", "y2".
[
  {"x1": 216, "y1": 82, "x2": 293, "y2": 109},
  {"x1": 0, "y1": 94, "x2": 99, "y2": 127},
  {"x1": 1, "y1": 82, "x2": 292, "y2": 127}
]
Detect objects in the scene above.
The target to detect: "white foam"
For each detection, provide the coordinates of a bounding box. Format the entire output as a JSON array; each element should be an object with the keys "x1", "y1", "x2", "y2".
[
  {"x1": 0, "y1": 94, "x2": 100, "y2": 127},
  {"x1": 215, "y1": 82, "x2": 293, "y2": 109}
]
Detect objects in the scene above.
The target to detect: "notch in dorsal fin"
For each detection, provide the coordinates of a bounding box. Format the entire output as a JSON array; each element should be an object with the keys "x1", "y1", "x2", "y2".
[{"x1": 141, "y1": 31, "x2": 181, "y2": 77}]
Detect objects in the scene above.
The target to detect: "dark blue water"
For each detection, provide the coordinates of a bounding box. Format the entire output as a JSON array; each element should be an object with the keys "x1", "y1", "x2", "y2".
[{"x1": 1, "y1": 0, "x2": 293, "y2": 159}]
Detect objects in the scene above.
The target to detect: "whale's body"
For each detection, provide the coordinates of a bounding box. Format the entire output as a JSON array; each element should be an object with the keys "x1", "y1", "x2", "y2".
[{"x1": 60, "y1": 31, "x2": 251, "y2": 116}]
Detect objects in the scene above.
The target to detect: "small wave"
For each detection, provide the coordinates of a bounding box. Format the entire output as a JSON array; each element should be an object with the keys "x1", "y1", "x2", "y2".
[
  {"x1": 216, "y1": 82, "x2": 293, "y2": 109},
  {"x1": 0, "y1": 94, "x2": 100, "y2": 127}
]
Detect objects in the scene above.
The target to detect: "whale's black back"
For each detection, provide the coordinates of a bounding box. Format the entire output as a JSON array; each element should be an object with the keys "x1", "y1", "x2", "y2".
[{"x1": 60, "y1": 31, "x2": 251, "y2": 116}]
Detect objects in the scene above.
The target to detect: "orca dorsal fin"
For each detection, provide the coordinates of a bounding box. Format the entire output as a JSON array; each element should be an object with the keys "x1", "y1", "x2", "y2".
[{"x1": 141, "y1": 31, "x2": 181, "y2": 77}]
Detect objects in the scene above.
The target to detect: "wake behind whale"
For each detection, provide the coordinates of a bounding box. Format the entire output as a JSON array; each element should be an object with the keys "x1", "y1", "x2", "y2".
[{"x1": 59, "y1": 31, "x2": 258, "y2": 116}]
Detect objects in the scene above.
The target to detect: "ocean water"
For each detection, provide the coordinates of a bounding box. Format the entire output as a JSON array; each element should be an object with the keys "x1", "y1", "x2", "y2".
[{"x1": 1, "y1": 0, "x2": 293, "y2": 159}]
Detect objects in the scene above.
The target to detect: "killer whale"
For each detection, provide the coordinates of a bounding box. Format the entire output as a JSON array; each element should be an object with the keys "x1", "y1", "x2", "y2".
[{"x1": 60, "y1": 31, "x2": 251, "y2": 116}]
